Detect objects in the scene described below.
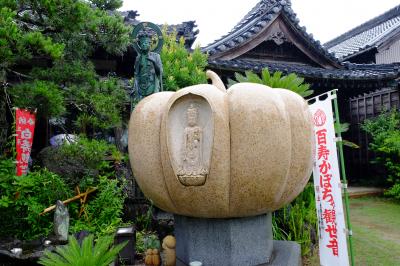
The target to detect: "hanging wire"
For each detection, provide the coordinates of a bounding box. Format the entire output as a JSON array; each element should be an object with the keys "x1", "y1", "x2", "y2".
[
  {"x1": 1, "y1": 83, "x2": 17, "y2": 158},
  {"x1": 3, "y1": 84, "x2": 15, "y2": 120}
]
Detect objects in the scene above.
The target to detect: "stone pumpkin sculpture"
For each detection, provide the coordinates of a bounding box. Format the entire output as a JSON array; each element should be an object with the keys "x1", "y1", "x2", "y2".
[{"x1": 129, "y1": 70, "x2": 314, "y2": 218}]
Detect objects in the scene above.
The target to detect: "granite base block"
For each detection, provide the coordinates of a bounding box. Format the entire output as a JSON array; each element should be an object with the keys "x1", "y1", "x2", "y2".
[
  {"x1": 268, "y1": 240, "x2": 302, "y2": 266},
  {"x1": 176, "y1": 240, "x2": 301, "y2": 266},
  {"x1": 174, "y1": 213, "x2": 273, "y2": 266}
]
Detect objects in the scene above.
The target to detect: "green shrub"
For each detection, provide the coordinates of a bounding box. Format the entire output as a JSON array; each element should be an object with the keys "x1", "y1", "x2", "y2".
[
  {"x1": 9, "y1": 80, "x2": 65, "y2": 117},
  {"x1": 272, "y1": 184, "x2": 317, "y2": 256},
  {"x1": 69, "y1": 175, "x2": 126, "y2": 237},
  {"x1": 59, "y1": 137, "x2": 119, "y2": 173},
  {"x1": 161, "y1": 29, "x2": 208, "y2": 91},
  {"x1": 135, "y1": 230, "x2": 145, "y2": 254},
  {"x1": 135, "y1": 231, "x2": 160, "y2": 254},
  {"x1": 38, "y1": 234, "x2": 127, "y2": 266},
  {"x1": 0, "y1": 158, "x2": 72, "y2": 239},
  {"x1": 69, "y1": 75, "x2": 128, "y2": 132},
  {"x1": 143, "y1": 233, "x2": 160, "y2": 250},
  {"x1": 0, "y1": 143, "x2": 126, "y2": 240},
  {"x1": 41, "y1": 136, "x2": 121, "y2": 187},
  {"x1": 134, "y1": 204, "x2": 154, "y2": 232},
  {"x1": 30, "y1": 61, "x2": 127, "y2": 132},
  {"x1": 385, "y1": 184, "x2": 400, "y2": 200},
  {"x1": 362, "y1": 110, "x2": 400, "y2": 186},
  {"x1": 49, "y1": 137, "x2": 126, "y2": 237},
  {"x1": 0, "y1": 5, "x2": 63, "y2": 83}
]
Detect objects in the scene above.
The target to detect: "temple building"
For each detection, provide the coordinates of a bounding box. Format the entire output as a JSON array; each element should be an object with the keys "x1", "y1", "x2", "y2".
[
  {"x1": 201, "y1": 0, "x2": 400, "y2": 182},
  {"x1": 202, "y1": 0, "x2": 399, "y2": 96},
  {"x1": 325, "y1": 5, "x2": 400, "y2": 64}
]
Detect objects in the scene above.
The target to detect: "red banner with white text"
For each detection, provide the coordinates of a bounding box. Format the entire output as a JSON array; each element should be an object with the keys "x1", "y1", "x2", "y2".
[{"x1": 15, "y1": 108, "x2": 36, "y2": 176}]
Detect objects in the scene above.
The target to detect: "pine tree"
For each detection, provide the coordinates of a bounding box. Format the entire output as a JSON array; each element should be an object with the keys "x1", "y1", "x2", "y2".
[{"x1": 1, "y1": 0, "x2": 131, "y2": 133}]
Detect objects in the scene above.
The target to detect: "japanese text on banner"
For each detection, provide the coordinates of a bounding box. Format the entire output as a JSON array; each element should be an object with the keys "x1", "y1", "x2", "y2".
[
  {"x1": 309, "y1": 95, "x2": 349, "y2": 266},
  {"x1": 15, "y1": 109, "x2": 36, "y2": 176}
]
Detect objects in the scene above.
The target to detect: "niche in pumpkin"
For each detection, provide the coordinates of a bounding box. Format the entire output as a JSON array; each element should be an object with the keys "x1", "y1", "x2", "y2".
[{"x1": 166, "y1": 93, "x2": 213, "y2": 186}]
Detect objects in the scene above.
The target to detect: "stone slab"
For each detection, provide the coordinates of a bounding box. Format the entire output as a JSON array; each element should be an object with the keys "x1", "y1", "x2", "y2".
[
  {"x1": 174, "y1": 213, "x2": 273, "y2": 266},
  {"x1": 267, "y1": 240, "x2": 302, "y2": 266},
  {"x1": 176, "y1": 240, "x2": 301, "y2": 266}
]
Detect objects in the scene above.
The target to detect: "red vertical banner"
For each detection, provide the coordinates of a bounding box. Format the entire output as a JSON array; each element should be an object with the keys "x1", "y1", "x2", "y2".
[{"x1": 15, "y1": 108, "x2": 36, "y2": 176}]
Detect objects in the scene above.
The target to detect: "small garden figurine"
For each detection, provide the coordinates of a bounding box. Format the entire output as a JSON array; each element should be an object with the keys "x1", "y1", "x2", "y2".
[
  {"x1": 151, "y1": 249, "x2": 160, "y2": 266},
  {"x1": 144, "y1": 249, "x2": 153, "y2": 265},
  {"x1": 162, "y1": 235, "x2": 176, "y2": 266},
  {"x1": 144, "y1": 249, "x2": 160, "y2": 266},
  {"x1": 53, "y1": 200, "x2": 69, "y2": 242}
]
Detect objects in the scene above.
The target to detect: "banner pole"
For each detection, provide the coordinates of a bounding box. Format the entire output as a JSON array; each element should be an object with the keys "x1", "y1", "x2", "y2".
[
  {"x1": 13, "y1": 108, "x2": 18, "y2": 173},
  {"x1": 332, "y1": 90, "x2": 355, "y2": 266}
]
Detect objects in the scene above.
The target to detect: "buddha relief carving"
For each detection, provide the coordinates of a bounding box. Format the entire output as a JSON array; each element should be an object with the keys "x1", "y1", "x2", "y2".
[{"x1": 177, "y1": 103, "x2": 208, "y2": 186}]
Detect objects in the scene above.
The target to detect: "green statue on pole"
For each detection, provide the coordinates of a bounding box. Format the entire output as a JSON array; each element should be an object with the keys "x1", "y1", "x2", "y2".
[{"x1": 131, "y1": 22, "x2": 164, "y2": 103}]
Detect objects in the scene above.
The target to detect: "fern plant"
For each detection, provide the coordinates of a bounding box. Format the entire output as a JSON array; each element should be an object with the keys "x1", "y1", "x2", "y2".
[
  {"x1": 228, "y1": 68, "x2": 313, "y2": 98},
  {"x1": 38, "y1": 234, "x2": 127, "y2": 266}
]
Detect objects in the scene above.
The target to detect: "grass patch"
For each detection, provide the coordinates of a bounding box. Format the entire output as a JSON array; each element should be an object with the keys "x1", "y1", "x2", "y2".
[
  {"x1": 304, "y1": 197, "x2": 400, "y2": 266},
  {"x1": 350, "y1": 197, "x2": 400, "y2": 266}
]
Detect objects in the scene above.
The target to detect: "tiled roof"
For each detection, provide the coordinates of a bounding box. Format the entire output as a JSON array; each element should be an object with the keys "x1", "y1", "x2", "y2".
[
  {"x1": 120, "y1": 10, "x2": 199, "y2": 48},
  {"x1": 325, "y1": 5, "x2": 400, "y2": 60},
  {"x1": 202, "y1": 0, "x2": 338, "y2": 64},
  {"x1": 208, "y1": 59, "x2": 400, "y2": 80}
]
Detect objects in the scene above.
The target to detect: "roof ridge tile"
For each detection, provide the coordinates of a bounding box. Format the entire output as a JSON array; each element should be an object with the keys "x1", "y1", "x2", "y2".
[
  {"x1": 203, "y1": 0, "x2": 339, "y2": 66},
  {"x1": 324, "y1": 4, "x2": 400, "y2": 48}
]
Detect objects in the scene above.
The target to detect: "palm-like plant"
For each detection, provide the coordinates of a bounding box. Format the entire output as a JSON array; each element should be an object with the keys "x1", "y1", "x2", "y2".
[
  {"x1": 227, "y1": 68, "x2": 313, "y2": 98},
  {"x1": 38, "y1": 234, "x2": 127, "y2": 266}
]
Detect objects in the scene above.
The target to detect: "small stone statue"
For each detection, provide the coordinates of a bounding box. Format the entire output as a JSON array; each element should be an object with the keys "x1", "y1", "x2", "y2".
[
  {"x1": 162, "y1": 235, "x2": 176, "y2": 266},
  {"x1": 132, "y1": 22, "x2": 164, "y2": 100},
  {"x1": 177, "y1": 103, "x2": 208, "y2": 186},
  {"x1": 54, "y1": 200, "x2": 69, "y2": 242}
]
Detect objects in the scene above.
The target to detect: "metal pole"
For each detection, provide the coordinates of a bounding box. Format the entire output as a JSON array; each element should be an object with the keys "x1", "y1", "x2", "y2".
[
  {"x1": 332, "y1": 90, "x2": 355, "y2": 266},
  {"x1": 12, "y1": 108, "x2": 17, "y2": 173}
]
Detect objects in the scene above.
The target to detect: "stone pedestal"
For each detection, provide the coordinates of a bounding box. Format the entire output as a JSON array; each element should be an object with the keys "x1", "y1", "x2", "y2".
[
  {"x1": 271, "y1": 241, "x2": 302, "y2": 266},
  {"x1": 174, "y1": 213, "x2": 274, "y2": 266}
]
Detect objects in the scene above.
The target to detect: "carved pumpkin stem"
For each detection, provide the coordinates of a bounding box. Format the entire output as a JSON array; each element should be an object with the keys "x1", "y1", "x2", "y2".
[{"x1": 206, "y1": 70, "x2": 226, "y2": 92}]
